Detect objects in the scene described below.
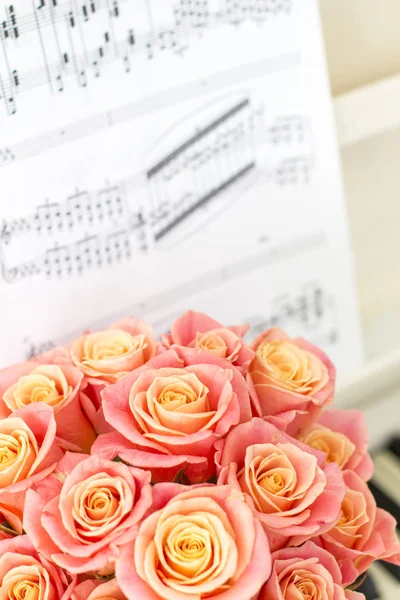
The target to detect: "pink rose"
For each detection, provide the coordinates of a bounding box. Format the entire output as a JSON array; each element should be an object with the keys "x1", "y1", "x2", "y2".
[
  {"x1": 116, "y1": 483, "x2": 271, "y2": 600},
  {"x1": 318, "y1": 469, "x2": 400, "y2": 585},
  {"x1": 0, "y1": 359, "x2": 96, "y2": 452},
  {"x1": 0, "y1": 534, "x2": 76, "y2": 600},
  {"x1": 69, "y1": 317, "x2": 157, "y2": 384},
  {"x1": 299, "y1": 409, "x2": 374, "y2": 480},
  {"x1": 69, "y1": 317, "x2": 157, "y2": 434},
  {"x1": 249, "y1": 328, "x2": 335, "y2": 435},
  {"x1": 0, "y1": 404, "x2": 63, "y2": 533},
  {"x1": 257, "y1": 541, "x2": 365, "y2": 600},
  {"x1": 216, "y1": 418, "x2": 345, "y2": 550},
  {"x1": 23, "y1": 453, "x2": 153, "y2": 574},
  {"x1": 73, "y1": 578, "x2": 127, "y2": 599},
  {"x1": 161, "y1": 310, "x2": 254, "y2": 372},
  {"x1": 92, "y1": 347, "x2": 252, "y2": 483}
]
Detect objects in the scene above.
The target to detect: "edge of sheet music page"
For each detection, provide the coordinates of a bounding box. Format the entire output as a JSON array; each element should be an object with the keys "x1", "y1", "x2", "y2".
[{"x1": 0, "y1": 0, "x2": 363, "y2": 379}]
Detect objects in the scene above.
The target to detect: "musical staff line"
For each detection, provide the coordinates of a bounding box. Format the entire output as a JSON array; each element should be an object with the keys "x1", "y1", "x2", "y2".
[
  {"x1": 0, "y1": 0, "x2": 293, "y2": 117},
  {"x1": 0, "y1": 50, "x2": 300, "y2": 166},
  {"x1": 28, "y1": 230, "x2": 328, "y2": 355},
  {"x1": 0, "y1": 92, "x2": 314, "y2": 283}
]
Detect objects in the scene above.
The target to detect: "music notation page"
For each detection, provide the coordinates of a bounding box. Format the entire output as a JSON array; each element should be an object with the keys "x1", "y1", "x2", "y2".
[{"x1": 0, "y1": 0, "x2": 363, "y2": 374}]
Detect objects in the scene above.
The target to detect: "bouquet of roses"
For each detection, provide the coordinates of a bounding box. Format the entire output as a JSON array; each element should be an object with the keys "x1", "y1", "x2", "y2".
[{"x1": 0, "y1": 310, "x2": 399, "y2": 600}]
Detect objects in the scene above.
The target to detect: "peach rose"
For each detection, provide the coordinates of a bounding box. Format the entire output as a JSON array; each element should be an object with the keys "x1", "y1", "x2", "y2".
[
  {"x1": 249, "y1": 328, "x2": 335, "y2": 435},
  {"x1": 0, "y1": 358, "x2": 96, "y2": 452},
  {"x1": 92, "y1": 347, "x2": 252, "y2": 483},
  {"x1": 69, "y1": 318, "x2": 157, "y2": 434},
  {"x1": 0, "y1": 534, "x2": 76, "y2": 600},
  {"x1": 299, "y1": 409, "x2": 374, "y2": 480},
  {"x1": 216, "y1": 418, "x2": 345, "y2": 550},
  {"x1": 116, "y1": 483, "x2": 271, "y2": 600},
  {"x1": 73, "y1": 578, "x2": 127, "y2": 600},
  {"x1": 257, "y1": 541, "x2": 365, "y2": 600},
  {"x1": 318, "y1": 470, "x2": 400, "y2": 585},
  {"x1": 23, "y1": 453, "x2": 153, "y2": 574},
  {"x1": 161, "y1": 310, "x2": 254, "y2": 372},
  {"x1": 69, "y1": 317, "x2": 157, "y2": 384},
  {"x1": 0, "y1": 404, "x2": 63, "y2": 533}
]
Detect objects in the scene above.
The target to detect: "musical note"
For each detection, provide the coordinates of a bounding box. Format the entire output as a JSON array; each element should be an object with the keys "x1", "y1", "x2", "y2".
[
  {"x1": 0, "y1": 86, "x2": 315, "y2": 284},
  {"x1": 0, "y1": 146, "x2": 14, "y2": 164},
  {"x1": 273, "y1": 156, "x2": 311, "y2": 186},
  {"x1": 0, "y1": 0, "x2": 293, "y2": 116},
  {"x1": 247, "y1": 282, "x2": 335, "y2": 339}
]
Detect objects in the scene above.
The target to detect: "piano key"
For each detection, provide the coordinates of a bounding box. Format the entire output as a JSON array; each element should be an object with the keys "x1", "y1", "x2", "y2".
[
  {"x1": 369, "y1": 562, "x2": 400, "y2": 600},
  {"x1": 369, "y1": 442, "x2": 400, "y2": 585},
  {"x1": 355, "y1": 572, "x2": 380, "y2": 600}
]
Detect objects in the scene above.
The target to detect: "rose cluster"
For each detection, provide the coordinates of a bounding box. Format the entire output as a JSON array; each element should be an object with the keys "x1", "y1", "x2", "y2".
[{"x1": 0, "y1": 310, "x2": 398, "y2": 600}]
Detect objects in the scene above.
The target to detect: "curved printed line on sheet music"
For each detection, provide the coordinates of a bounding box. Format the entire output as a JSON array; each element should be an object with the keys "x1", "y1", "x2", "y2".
[
  {"x1": 144, "y1": 89, "x2": 253, "y2": 158},
  {"x1": 0, "y1": 52, "x2": 300, "y2": 166},
  {"x1": 160, "y1": 167, "x2": 262, "y2": 252},
  {"x1": 49, "y1": 231, "x2": 327, "y2": 346}
]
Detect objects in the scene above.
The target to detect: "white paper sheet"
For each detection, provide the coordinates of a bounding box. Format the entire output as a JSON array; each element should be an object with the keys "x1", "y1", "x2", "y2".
[{"x1": 0, "y1": 0, "x2": 363, "y2": 375}]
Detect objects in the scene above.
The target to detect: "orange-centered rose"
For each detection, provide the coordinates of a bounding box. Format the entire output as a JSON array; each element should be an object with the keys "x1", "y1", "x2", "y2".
[
  {"x1": 116, "y1": 484, "x2": 271, "y2": 600},
  {"x1": 0, "y1": 420, "x2": 37, "y2": 488},
  {"x1": 320, "y1": 470, "x2": 400, "y2": 584},
  {"x1": 3, "y1": 365, "x2": 71, "y2": 411},
  {"x1": 23, "y1": 453, "x2": 153, "y2": 574},
  {"x1": 0, "y1": 360, "x2": 94, "y2": 452},
  {"x1": 299, "y1": 409, "x2": 374, "y2": 481},
  {"x1": 92, "y1": 347, "x2": 252, "y2": 483},
  {"x1": 301, "y1": 426, "x2": 355, "y2": 468},
  {"x1": 258, "y1": 541, "x2": 360, "y2": 600},
  {"x1": 162, "y1": 310, "x2": 254, "y2": 372},
  {"x1": 216, "y1": 418, "x2": 344, "y2": 550},
  {"x1": 249, "y1": 328, "x2": 335, "y2": 435},
  {"x1": 0, "y1": 535, "x2": 73, "y2": 600},
  {"x1": 69, "y1": 317, "x2": 157, "y2": 383},
  {"x1": 254, "y1": 338, "x2": 328, "y2": 396}
]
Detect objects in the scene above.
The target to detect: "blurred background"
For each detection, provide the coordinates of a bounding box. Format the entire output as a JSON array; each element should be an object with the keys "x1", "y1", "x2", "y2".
[
  {"x1": 321, "y1": 4, "x2": 400, "y2": 595},
  {"x1": 321, "y1": 0, "x2": 400, "y2": 361}
]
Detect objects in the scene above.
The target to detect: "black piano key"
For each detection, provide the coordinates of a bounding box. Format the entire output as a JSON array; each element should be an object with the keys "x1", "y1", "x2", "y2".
[
  {"x1": 388, "y1": 437, "x2": 400, "y2": 459},
  {"x1": 369, "y1": 440, "x2": 400, "y2": 585},
  {"x1": 368, "y1": 480, "x2": 400, "y2": 525},
  {"x1": 357, "y1": 573, "x2": 380, "y2": 600}
]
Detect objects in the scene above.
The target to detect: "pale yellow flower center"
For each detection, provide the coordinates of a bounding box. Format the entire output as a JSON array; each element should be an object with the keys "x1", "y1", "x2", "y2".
[
  {"x1": 0, "y1": 421, "x2": 38, "y2": 488},
  {"x1": 84, "y1": 487, "x2": 120, "y2": 521},
  {"x1": 83, "y1": 330, "x2": 145, "y2": 363},
  {"x1": 157, "y1": 381, "x2": 201, "y2": 410},
  {"x1": 0, "y1": 436, "x2": 19, "y2": 470},
  {"x1": 10, "y1": 579, "x2": 40, "y2": 600},
  {"x1": 195, "y1": 333, "x2": 227, "y2": 357},
  {"x1": 256, "y1": 339, "x2": 327, "y2": 395},
  {"x1": 259, "y1": 471, "x2": 285, "y2": 494},
  {"x1": 296, "y1": 580, "x2": 317, "y2": 600},
  {"x1": 301, "y1": 427, "x2": 355, "y2": 469},
  {"x1": 157, "y1": 514, "x2": 224, "y2": 583},
  {"x1": 0, "y1": 429, "x2": 36, "y2": 479},
  {"x1": 14, "y1": 374, "x2": 60, "y2": 407},
  {"x1": 3, "y1": 365, "x2": 71, "y2": 412}
]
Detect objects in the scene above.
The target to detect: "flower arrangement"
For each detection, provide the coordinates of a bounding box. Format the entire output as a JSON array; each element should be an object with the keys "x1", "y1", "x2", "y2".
[{"x1": 0, "y1": 310, "x2": 398, "y2": 600}]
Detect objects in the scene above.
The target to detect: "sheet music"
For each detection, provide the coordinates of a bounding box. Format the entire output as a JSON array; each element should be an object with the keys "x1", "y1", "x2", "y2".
[{"x1": 0, "y1": 0, "x2": 363, "y2": 376}]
